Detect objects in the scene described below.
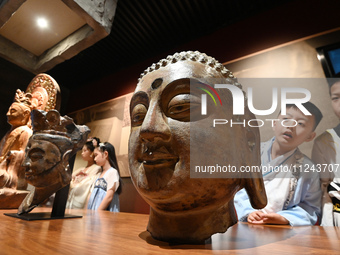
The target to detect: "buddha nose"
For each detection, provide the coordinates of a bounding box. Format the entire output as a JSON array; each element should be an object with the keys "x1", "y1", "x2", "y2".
[{"x1": 140, "y1": 102, "x2": 171, "y2": 142}]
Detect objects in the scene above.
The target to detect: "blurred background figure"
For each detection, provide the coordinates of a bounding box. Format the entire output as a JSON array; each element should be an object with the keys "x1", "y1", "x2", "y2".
[
  {"x1": 66, "y1": 137, "x2": 101, "y2": 209},
  {"x1": 87, "y1": 142, "x2": 122, "y2": 211}
]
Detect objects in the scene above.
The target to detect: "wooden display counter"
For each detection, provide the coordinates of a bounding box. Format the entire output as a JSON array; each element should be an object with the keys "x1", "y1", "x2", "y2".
[{"x1": 1, "y1": 208, "x2": 338, "y2": 254}]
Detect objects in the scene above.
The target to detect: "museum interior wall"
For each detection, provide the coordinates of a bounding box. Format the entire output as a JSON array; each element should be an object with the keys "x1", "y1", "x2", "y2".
[{"x1": 65, "y1": 0, "x2": 340, "y2": 114}]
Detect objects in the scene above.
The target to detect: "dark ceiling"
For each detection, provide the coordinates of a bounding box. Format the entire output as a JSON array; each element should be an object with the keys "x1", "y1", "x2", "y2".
[
  {"x1": 46, "y1": 0, "x2": 294, "y2": 91},
  {"x1": 0, "y1": 0, "x2": 306, "y2": 138},
  {"x1": 1, "y1": 0, "x2": 339, "y2": 133}
]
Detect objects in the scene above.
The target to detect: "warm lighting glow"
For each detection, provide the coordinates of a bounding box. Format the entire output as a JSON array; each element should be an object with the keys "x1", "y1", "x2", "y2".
[
  {"x1": 0, "y1": 0, "x2": 115, "y2": 72},
  {"x1": 37, "y1": 17, "x2": 48, "y2": 29},
  {"x1": 317, "y1": 53, "x2": 324, "y2": 61}
]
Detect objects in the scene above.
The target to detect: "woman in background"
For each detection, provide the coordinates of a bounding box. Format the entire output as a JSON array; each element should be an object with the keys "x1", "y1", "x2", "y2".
[
  {"x1": 66, "y1": 137, "x2": 101, "y2": 209},
  {"x1": 87, "y1": 142, "x2": 122, "y2": 211}
]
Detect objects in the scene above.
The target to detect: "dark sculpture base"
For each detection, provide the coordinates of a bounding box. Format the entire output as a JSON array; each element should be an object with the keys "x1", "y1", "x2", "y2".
[
  {"x1": 0, "y1": 189, "x2": 30, "y2": 209},
  {"x1": 4, "y1": 155, "x2": 80, "y2": 221},
  {"x1": 4, "y1": 164, "x2": 81, "y2": 221},
  {"x1": 4, "y1": 212, "x2": 82, "y2": 221}
]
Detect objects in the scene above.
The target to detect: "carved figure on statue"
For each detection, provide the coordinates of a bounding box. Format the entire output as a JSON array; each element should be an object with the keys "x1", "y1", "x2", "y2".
[
  {"x1": 25, "y1": 73, "x2": 61, "y2": 112},
  {"x1": 31, "y1": 87, "x2": 49, "y2": 110},
  {"x1": 18, "y1": 109, "x2": 90, "y2": 214},
  {"x1": 128, "y1": 51, "x2": 267, "y2": 243}
]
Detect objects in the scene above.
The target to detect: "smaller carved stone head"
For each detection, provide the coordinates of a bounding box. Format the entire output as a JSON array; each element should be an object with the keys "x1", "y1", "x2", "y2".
[{"x1": 19, "y1": 110, "x2": 90, "y2": 214}]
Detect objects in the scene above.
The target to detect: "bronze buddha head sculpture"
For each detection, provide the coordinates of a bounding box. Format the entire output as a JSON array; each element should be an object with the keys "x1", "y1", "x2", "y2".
[{"x1": 129, "y1": 51, "x2": 267, "y2": 243}]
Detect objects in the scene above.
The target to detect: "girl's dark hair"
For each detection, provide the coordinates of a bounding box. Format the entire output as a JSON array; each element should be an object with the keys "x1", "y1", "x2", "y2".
[
  {"x1": 329, "y1": 79, "x2": 340, "y2": 95},
  {"x1": 98, "y1": 142, "x2": 123, "y2": 195},
  {"x1": 85, "y1": 137, "x2": 101, "y2": 152}
]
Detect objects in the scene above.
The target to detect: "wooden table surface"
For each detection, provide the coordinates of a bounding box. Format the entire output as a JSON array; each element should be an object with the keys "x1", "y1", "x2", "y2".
[{"x1": 1, "y1": 208, "x2": 339, "y2": 254}]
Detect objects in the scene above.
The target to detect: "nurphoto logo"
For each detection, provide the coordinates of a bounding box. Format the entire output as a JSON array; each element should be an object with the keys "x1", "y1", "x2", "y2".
[
  {"x1": 199, "y1": 84, "x2": 312, "y2": 128},
  {"x1": 200, "y1": 84, "x2": 312, "y2": 116},
  {"x1": 197, "y1": 82, "x2": 222, "y2": 115}
]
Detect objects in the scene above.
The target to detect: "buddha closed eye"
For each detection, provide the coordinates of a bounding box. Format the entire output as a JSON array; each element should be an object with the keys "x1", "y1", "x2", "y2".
[{"x1": 27, "y1": 148, "x2": 44, "y2": 162}]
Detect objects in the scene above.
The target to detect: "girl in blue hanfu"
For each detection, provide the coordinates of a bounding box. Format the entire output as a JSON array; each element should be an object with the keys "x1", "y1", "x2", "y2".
[{"x1": 87, "y1": 142, "x2": 122, "y2": 211}]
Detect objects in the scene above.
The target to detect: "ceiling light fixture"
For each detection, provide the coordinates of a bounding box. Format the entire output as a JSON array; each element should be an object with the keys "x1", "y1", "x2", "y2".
[
  {"x1": 0, "y1": 0, "x2": 117, "y2": 74},
  {"x1": 37, "y1": 17, "x2": 48, "y2": 29}
]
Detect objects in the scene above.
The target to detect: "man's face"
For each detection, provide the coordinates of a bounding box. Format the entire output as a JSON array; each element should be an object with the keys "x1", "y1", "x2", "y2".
[
  {"x1": 331, "y1": 81, "x2": 340, "y2": 119},
  {"x1": 22, "y1": 138, "x2": 62, "y2": 187},
  {"x1": 273, "y1": 107, "x2": 316, "y2": 152},
  {"x1": 129, "y1": 61, "x2": 254, "y2": 212},
  {"x1": 6, "y1": 102, "x2": 29, "y2": 126}
]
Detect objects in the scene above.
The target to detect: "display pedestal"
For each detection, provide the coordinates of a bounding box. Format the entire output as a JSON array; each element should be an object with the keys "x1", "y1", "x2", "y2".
[
  {"x1": 0, "y1": 189, "x2": 29, "y2": 209},
  {"x1": 4, "y1": 185, "x2": 82, "y2": 220},
  {"x1": 5, "y1": 156, "x2": 81, "y2": 220},
  {"x1": 4, "y1": 212, "x2": 82, "y2": 220}
]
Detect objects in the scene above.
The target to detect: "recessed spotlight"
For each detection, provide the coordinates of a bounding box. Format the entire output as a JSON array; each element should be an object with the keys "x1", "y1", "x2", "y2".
[{"x1": 37, "y1": 18, "x2": 48, "y2": 29}]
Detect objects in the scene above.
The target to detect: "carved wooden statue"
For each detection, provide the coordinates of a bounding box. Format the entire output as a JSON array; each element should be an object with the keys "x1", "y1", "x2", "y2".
[
  {"x1": 0, "y1": 74, "x2": 60, "y2": 208},
  {"x1": 0, "y1": 90, "x2": 33, "y2": 208},
  {"x1": 128, "y1": 51, "x2": 267, "y2": 243},
  {"x1": 18, "y1": 109, "x2": 90, "y2": 214}
]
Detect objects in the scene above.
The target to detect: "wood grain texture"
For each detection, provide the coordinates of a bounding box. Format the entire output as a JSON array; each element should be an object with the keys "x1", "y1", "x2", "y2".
[{"x1": 1, "y1": 208, "x2": 338, "y2": 254}]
